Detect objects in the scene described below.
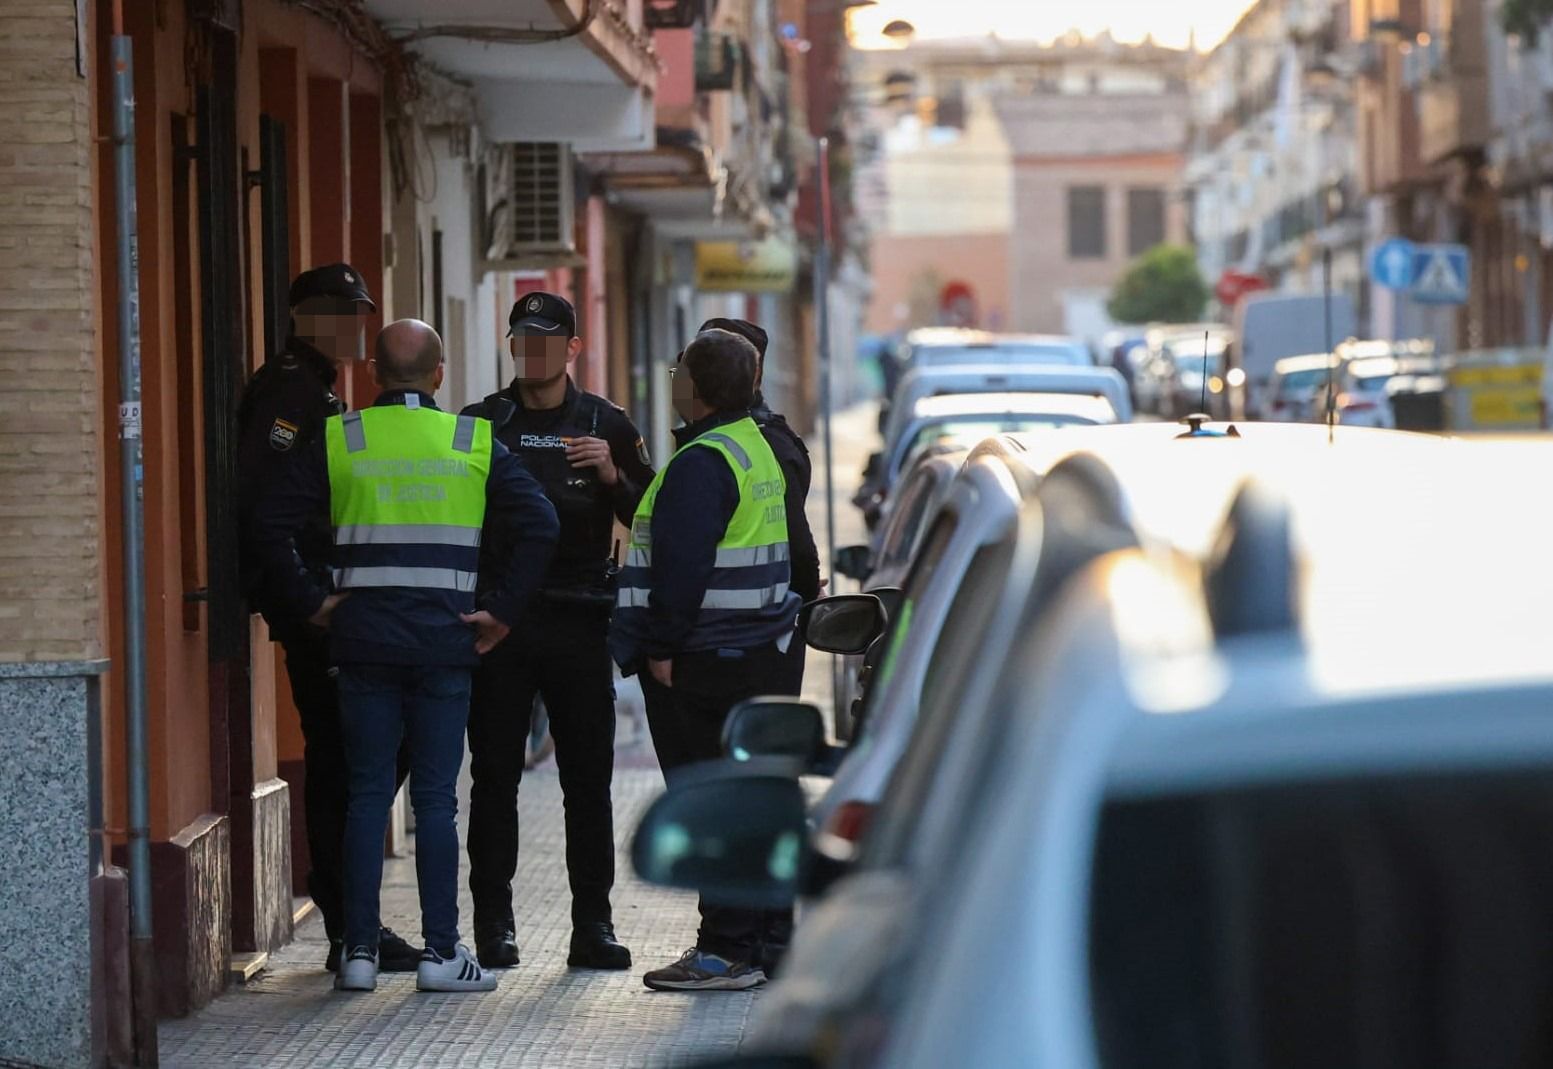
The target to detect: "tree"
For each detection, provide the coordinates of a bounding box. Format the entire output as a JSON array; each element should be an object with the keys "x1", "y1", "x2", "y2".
[
  {"x1": 1106, "y1": 244, "x2": 1210, "y2": 325},
  {"x1": 1504, "y1": 0, "x2": 1553, "y2": 43}
]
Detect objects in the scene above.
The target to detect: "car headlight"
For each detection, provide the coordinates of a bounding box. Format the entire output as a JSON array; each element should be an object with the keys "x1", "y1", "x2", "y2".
[{"x1": 1226, "y1": 368, "x2": 1247, "y2": 388}]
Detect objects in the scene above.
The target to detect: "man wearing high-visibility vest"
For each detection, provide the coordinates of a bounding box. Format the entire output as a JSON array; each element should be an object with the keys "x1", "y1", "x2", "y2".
[
  {"x1": 611, "y1": 328, "x2": 801, "y2": 991},
  {"x1": 256, "y1": 319, "x2": 559, "y2": 995}
]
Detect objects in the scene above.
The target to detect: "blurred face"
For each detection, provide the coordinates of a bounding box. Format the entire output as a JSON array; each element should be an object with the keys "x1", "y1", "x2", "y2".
[
  {"x1": 511, "y1": 333, "x2": 579, "y2": 384},
  {"x1": 671, "y1": 353, "x2": 701, "y2": 422},
  {"x1": 292, "y1": 299, "x2": 368, "y2": 364}
]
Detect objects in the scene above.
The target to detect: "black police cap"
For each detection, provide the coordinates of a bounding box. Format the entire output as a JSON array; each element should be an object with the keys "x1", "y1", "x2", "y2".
[
  {"x1": 699, "y1": 317, "x2": 768, "y2": 358},
  {"x1": 288, "y1": 263, "x2": 376, "y2": 311},
  {"x1": 509, "y1": 292, "x2": 577, "y2": 337}
]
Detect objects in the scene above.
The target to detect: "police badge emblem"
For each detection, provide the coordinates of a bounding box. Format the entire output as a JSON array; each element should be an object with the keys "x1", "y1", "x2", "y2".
[
  {"x1": 269, "y1": 418, "x2": 299, "y2": 451},
  {"x1": 527, "y1": 295, "x2": 544, "y2": 313}
]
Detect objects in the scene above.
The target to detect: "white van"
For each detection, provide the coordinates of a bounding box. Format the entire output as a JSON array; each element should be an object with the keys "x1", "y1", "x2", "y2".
[{"x1": 1232, "y1": 292, "x2": 1357, "y2": 418}]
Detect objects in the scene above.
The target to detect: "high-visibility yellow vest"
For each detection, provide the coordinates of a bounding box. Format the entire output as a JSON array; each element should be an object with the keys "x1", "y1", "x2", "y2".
[
  {"x1": 615, "y1": 416, "x2": 796, "y2": 652},
  {"x1": 323, "y1": 400, "x2": 492, "y2": 594}
]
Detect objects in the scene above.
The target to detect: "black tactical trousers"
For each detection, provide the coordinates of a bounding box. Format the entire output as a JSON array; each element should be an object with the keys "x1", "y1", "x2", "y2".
[
  {"x1": 467, "y1": 602, "x2": 617, "y2": 930},
  {"x1": 281, "y1": 631, "x2": 409, "y2": 942},
  {"x1": 643, "y1": 641, "x2": 796, "y2": 965}
]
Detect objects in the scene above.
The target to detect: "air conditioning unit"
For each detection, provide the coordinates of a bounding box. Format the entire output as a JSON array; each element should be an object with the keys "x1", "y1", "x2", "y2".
[{"x1": 485, "y1": 142, "x2": 576, "y2": 263}]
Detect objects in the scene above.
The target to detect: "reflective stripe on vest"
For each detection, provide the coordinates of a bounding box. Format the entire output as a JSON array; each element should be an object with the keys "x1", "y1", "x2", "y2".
[
  {"x1": 616, "y1": 416, "x2": 789, "y2": 616},
  {"x1": 324, "y1": 404, "x2": 492, "y2": 594}
]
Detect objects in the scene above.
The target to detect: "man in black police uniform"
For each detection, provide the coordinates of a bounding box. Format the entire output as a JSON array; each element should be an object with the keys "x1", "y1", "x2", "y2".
[
  {"x1": 462, "y1": 291, "x2": 654, "y2": 970},
  {"x1": 235, "y1": 263, "x2": 419, "y2": 973},
  {"x1": 699, "y1": 317, "x2": 823, "y2": 676}
]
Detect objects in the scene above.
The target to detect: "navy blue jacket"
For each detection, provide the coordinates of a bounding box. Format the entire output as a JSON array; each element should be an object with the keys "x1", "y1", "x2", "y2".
[
  {"x1": 235, "y1": 339, "x2": 343, "y2": 644},
  {"x1": 610, "y1": 410, "x2": 799, "y2": 671},
  {"x1": 751, "y1": 392, "x2": 821, "y2": 603},
  {"x1": 253, "y1": 390, "x2": 560, "y2": 667}
]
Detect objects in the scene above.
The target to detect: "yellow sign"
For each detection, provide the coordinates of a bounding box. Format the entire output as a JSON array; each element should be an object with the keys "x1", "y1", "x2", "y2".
[
  {"x1": 1469, "y1": 387, "x2": 1543, "y2": 427},
  {"x1": 695, "y1": 239, "x2": 798, "y2": 293},
  {"x1": 1448, "y1": 364, "x2": 1541, "y2": 388}
]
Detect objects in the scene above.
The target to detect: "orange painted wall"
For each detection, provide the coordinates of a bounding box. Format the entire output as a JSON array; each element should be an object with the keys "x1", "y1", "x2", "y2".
[
  {"x1": 865, "y1": 231, "x2": 1012, "y2": 335},
  {"x1": 95, "y1": 0, "x2": 384, "y2": 847}
]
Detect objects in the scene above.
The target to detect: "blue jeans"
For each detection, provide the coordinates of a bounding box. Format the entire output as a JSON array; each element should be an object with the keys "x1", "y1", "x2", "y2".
[{"x1": 338, "y1": 663, "x2": 472, "y2": 954}]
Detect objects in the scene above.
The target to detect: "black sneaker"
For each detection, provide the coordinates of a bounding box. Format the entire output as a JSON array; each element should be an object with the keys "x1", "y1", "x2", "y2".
[
  {"x1": 642, "y1": 947, "x2": 766, "y2": 992},
  {"x1": 568, "y1": 921, "x2": 631, "y2": 970},
  {"x1": 474, "y1": 926, "x2": 520, "y2": 969},
  {"x1": 378, "y1": 927, "x2": 421, "y2": 973}
]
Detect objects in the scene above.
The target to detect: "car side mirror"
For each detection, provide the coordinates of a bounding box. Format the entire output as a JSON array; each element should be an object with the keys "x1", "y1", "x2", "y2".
[
  {"x1": 723, "y1": 698, "x2": 846, "y2": 776},
  {"x1": 723, "y1": 699, "x2": 825, "y2": 762},
  {"x1": 833, "y1": 544, "x2": 873, "y2": 581},
  {"x1": 630, "y1": 760, "x2": 807, "y2": 909},
  {"x1": 800, "y1": 594, "x2": 888, "y2": 655}
]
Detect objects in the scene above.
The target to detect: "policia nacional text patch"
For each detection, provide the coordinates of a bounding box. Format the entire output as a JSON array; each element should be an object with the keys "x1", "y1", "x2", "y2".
[{"x1": 269, "y1": 418, "x2": 300, "y2": 451}]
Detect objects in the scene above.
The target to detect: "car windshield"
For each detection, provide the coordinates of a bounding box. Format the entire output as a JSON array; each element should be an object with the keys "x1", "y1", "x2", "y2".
[
  {"x1": 899, "y1": 416, "x2": 1086, "y2": 477},
  {"x1": 1277, "y1": 368, "x2": 1329, "y2": 395},
  {"x1": 912, "y1": 415, "x2": 1084, "y2": 451},
  {"x1": 1352, "y1": 373, "x2": 1393, "y2": 393},
  {"x1": 1173, "y1": 350, "x2": 1224, "y2": 374}
]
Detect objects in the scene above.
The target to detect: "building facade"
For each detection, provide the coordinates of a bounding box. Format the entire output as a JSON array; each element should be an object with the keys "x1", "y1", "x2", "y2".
[
  {"x1": 0, "y1": 1, "x2": 848, "y2": 1064},
  {"x1": 1187, "y1": 0, "x2": 1365, "y2": 317},
  {"x1": 995, "y1": 39, "x2": 1192, "y2": 338},
  {"x1": 854, "y1": 35, "x2": 1191, "y2": 343}
]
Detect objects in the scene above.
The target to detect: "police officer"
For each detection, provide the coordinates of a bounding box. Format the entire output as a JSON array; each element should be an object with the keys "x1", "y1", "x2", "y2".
[
  {"x1": 235, "y1": 264, "x2": 419, "y2": 974},
  {"x1": 698, "y1": 317, "x2": 822, "y2": 691},
  {"x1": 612, "y1": 329, "x2": 801, "y2": 992},
  {"x1": 463, "y1": 292, "x2": 653, "y2": 971},
  {"x1": 254, "y1": 319, "x2": 559, "y2": 993}
]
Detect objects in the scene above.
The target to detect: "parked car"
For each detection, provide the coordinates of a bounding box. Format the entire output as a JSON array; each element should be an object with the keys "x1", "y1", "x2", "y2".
[
  {"x1": 635, "y1": 425, "x2": 1545, "y2": 1069},
  {"x1": 828, "y1": 449, "x2": 966, "y2": 740},
  {"x1": 1131, "y1": 323, "x2": 1232, "y2": 417},
  {"x1": 876, "y1": 331, "x2": 1093, "y2": 433},
  {"x1": 880, "y1": 364, "x2": 1131, "y2": 449},
  {"x1": 1163, "y1": 331, "x2": 1233, "y2": 419},
  {"x1": 1266, "y1": 353, "x2": 1335, "y2": 421},
  {"x1": 856, "y1": 391, "x2": 1117, "y2": 529}
]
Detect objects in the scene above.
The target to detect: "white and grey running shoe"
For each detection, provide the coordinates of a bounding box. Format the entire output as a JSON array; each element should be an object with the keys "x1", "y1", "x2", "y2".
[
  {"x1": 416, "y1": 944, "x2": 498, "y2": 993},
  {"x1": 334, "y1": 946, "x2": 378, "y2": 992}
]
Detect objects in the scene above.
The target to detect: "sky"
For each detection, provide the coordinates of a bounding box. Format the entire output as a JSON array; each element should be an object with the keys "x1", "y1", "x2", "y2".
[{"x1": 848, "y1": 0, "x2": 1259, "y2": 51}]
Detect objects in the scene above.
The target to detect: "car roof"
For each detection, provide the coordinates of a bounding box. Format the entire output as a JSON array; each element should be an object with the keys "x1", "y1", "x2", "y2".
[
  {"x1": 908, "y1": 391, "x2": 1117, "y2": 421},
  {"x1": 1272, "y1": 354, "x2": 1334, "y2": 374},
  {"x1": 891, "y1": 365, "x2": 1132, "y2": 423},
  {"x1": 902, "y1": 327, "x2": 993, "y2": 347},
  {"x1": 989, "y1": 422, "x2": 1454, "y2": 557},
  {"x1": 991, "y1": 334, "x2": 1087, "y2": 349}
]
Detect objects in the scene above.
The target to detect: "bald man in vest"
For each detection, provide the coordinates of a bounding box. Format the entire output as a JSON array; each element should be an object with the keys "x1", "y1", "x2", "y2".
[
  {"x1": 255, "y1": 320, "x2": 558, "y2": 995},
  {"x1": 611, "y1": 329, "x2": 801, "y2": 991}
]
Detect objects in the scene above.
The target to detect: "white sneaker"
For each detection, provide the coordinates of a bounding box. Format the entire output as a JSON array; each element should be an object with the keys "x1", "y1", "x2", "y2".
[
  {"x1": 417, "y1": 944, "x2": 498, "y2": 993},
  {"x1": 334, "y1": 946, "x2": 378, "y2": 992}
]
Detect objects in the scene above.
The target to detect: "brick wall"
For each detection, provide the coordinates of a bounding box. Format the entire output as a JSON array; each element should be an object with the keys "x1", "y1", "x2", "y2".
[{"x1": 0, "y1": 2, "x2": 102, "y2": 664}]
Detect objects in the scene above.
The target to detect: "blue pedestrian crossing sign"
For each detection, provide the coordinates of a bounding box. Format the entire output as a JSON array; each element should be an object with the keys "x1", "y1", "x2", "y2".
[
  {"x1": 1370, "y1": 238, "x2": 1417, "y2": 290},
  {"x1": 1409, "y1": 243, "x2": 1471, "y2": 305}
]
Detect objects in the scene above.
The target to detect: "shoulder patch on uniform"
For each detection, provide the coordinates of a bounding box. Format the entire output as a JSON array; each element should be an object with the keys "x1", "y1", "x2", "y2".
[
  {"x1": 635, "y1": 436, "x2": 652, "y2": 467},
  {"x1": 269, "y1": 417, "x2": 300, "y2": 452}
]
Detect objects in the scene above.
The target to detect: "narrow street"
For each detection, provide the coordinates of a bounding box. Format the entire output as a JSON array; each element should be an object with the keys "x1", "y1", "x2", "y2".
[{"x1": 157, "y1": 403, "x2": 879, "y2": 1068}]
